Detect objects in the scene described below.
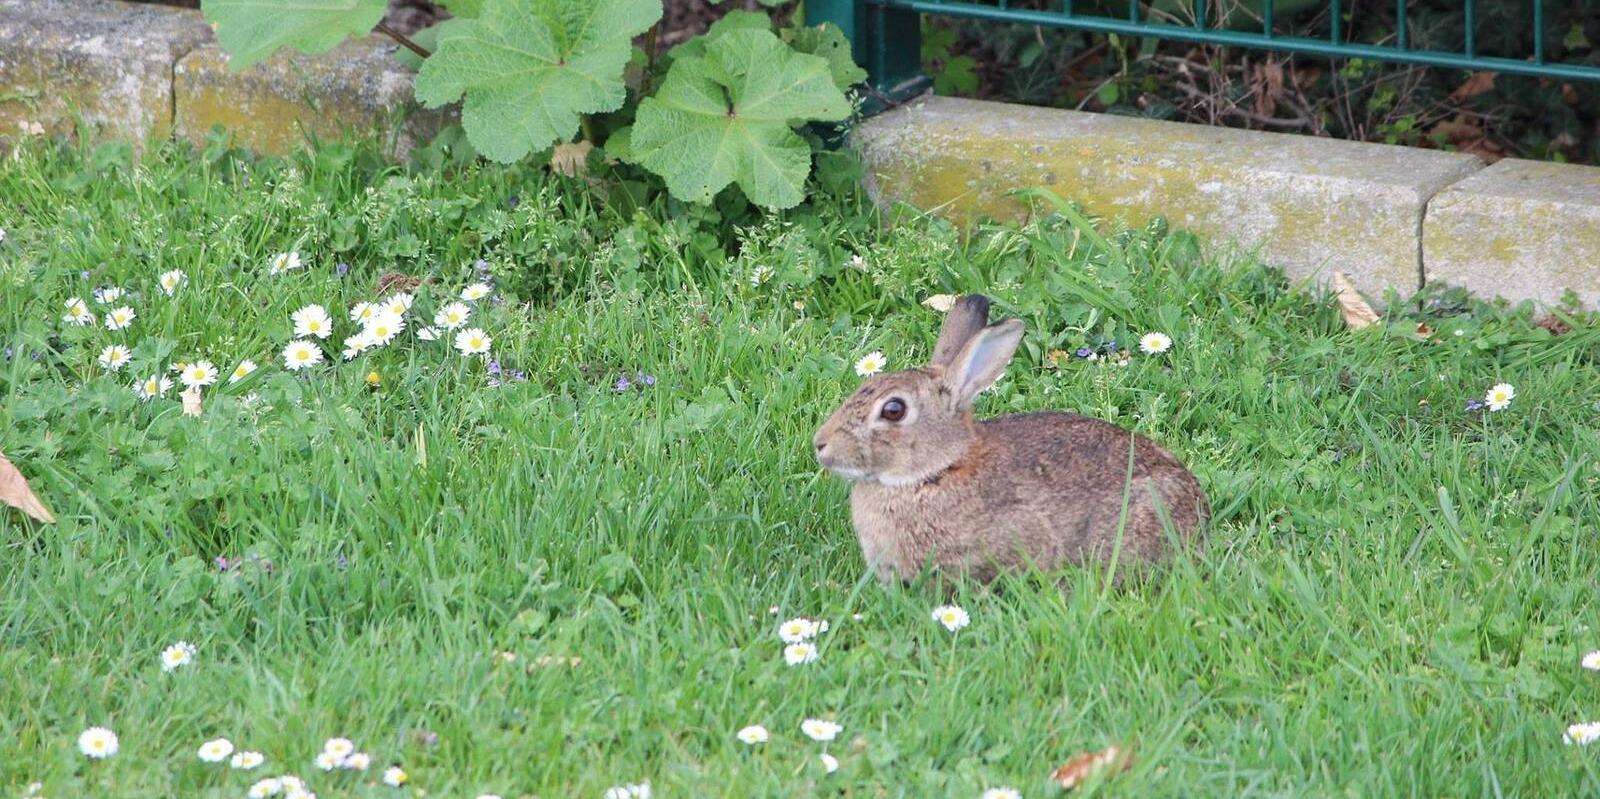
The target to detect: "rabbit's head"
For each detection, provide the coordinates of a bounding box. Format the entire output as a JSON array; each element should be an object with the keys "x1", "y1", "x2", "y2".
[{"x1": 814, "y1": 296, "x2": 1024, "y2": 486}]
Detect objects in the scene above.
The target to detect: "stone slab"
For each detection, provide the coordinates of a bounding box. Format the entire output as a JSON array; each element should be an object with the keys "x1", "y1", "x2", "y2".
[
  {"x1": 1423, "y1": 158, "x2": 1600, "y2": 309},
  {"x1": 853, "y1": 96, "x2": 1485, "y2": 296},
  {"x1": 0, "y1": 0, "x2": 212, "y2": 145},
  {"x1": 174, "y1": 36, "x2": 451, "y2": 156}
]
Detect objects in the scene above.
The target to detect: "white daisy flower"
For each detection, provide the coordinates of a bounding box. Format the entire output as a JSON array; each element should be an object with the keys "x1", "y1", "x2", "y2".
[
  {"x1": 736, "y1": 725, "x2": 769, "y2": 745},
  {"x1": 136, "y1": 374, "x2": 173, "y2": 400},
  {"x1": 382, "y1": 765, "x2": 408, "y2": 786},
  {"x1": 1566, "y1": 721, "x2": 1600, "y2": 746},
  {"x1": 171, "y1": 361, "x2": 191, "y2": 374},
  {"x1": 783, "y1": 641, "x2": 819, "y2": 666},
  {"x1": 1583, "y1": 651, "x2": 1600, "y2": 671},
  {"x1": 342, "y1": 752, "x2": 371, "y2": 770},
  {"x1": 159, "y1": 269, "x2": 186, "y2": 296},
  {"x1": 1485, "y1": 382, "x2": 1515, "y2": 412},
  {"x1": 197, "y1": 738, "x2": 234, "y2": 763},
  {"x1": 820, "y1": 753, "x2": 840, "y2": 773},
  {"x1": 854, "y1": 351, "x2": 885, "y2": 377},
  {"x1": 363, "y1": 312, "x2": 405, "y2": 347},
  {"x1": 161, "y1": 640, "x2": 196, "y2": 672},
  {"x1": 349, "y1": 302, "x2": 377, "y2": 323},
  {"x1": 282, "y1": 340, "x2": 322, "y2": 371},
  {"x1": 0, "y1": 228, "x2": 5, "y2": 243},
  {"x1": 981, "y1": 788, "x2": 1022, "y2": 799},
  {"x1": 180, "y1": 360, "x2": 219, "y2": 390},
  {"x1": 476, "y1": 795, "x2": 504, "y2": 799},
  {"x1": 416, "y1": 326, "x2": 440, "y2": 341},
  {"x1": 434, "y1": 302, "x2": 471, "y2": 329},
  {"x1": 848, "y1": 254, "x2": 866, "y2": 270},
  {"x1": 280, "y1": 776, "x2": 305, "y2": 791},
  {"x1": 750, "y1": 265, "x2": 774, "y2": 286},
  {"x1": 313, "y1": 751, "x2": 343, "y2": 771},
  {"x1": 77, "y1": 727, "x2": 119, "y2": 759},
  {"x1": 342, "y1": 333, "x2": 371, "y2": 361},
  {"x1": 285, "y1": 788, "x2": 315, "y2": 799},
  {"x1": 104, "y1": 306, "x2": 136, "y2": 331},
  {"x1": 291, "y1": 304, "x2": 333, "y2": 339},
  {"x1": 778, "y1": 617, "x2": 827, "y2": 643},
  {"x1": 93, "y1": 286, "x2": 124, "y2": 305},
  {"x1": 461, "y1": 283, "x2": 492, "y2": 301},
  {"x1": 247, "y1": 777, "x2": 283, "y2": 798},
  {"x1": 1139, "y1": 332, "x2": 1172, "y2": 355},
  {"x1": 322, "y1": 738, "x2": 354, "y2": 759},
  {"x1": 269, "y1": 252, "x2": 302, "y2": 275},
  {"x1": 932, "y1": 604, "x2": 970, "y2": 632},
  {"x1": 232, "y1": 750, "x2": 266, "y2": 769},
  {"x1": 63, "y1": 297, "x2": 94, "y2": 325},
  {"x1": 98, "y1": 344, "x2": 132, "y2": 372},
  {"x1": 230, "y1": 359, "x2": 258, "y2": 384},
  {"x1": 801, "y1": 719, "x2": 842, "y2": 742},
  {"x1": 383, "y1": 292, "x2": 414, "y2": 317},
  {"x1": 454, "y1": 327, "x2": 492, "y2": 357},
  {"x1": 603, "y1": 784, "x2": 650, "y2": 799}
]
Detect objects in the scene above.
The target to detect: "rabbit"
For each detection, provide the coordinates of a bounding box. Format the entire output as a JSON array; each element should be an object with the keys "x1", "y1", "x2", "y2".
[{"x1": 813, "y1": 295, "x2": 1208, "y2": 585}]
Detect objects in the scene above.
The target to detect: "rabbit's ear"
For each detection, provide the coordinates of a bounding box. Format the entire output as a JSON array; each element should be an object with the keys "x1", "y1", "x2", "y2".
[
  {"x1": 945, "y1": 319, "x2": 1023, "y2": 408},
  {"x1": 930, "y1": 295, "x2": 991, "y2": 368}
]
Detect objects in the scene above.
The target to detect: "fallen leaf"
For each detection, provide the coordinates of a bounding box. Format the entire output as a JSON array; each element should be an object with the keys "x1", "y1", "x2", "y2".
[
  {"x1": 1535, "y1": 315, "x2": 1571, "y2": 336},
  {"x1": 922, "y1": 294, "x2": 958, "y2": 313},
  {"x1": 550, "y1": 140, "x2": 595, "y2": 177},
  {"x1": 1052, "y1": 744, "x2": 1132, "y2": 790},
  {"x1": 376, "y1": 271, "x2": 424, "y2": 294},
  {"x1": 1448, "y1": 71, "x2": 1496, "y2": 102},
  {"x1": 1332, "y1": 271, "x2": 1379, "y2": 330},
  {"x1": 180, "y1": 387, "x2": 203, "y2": 417},
  {"x1": 1414, "y1": 322, "x2": 1433, "y2": 339},
  {"x1": 0, "y1": 450, "x2": 55, "y2": 523}
]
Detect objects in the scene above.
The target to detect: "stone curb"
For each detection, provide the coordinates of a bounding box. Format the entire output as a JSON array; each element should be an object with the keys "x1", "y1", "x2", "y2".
[
  {"x1": 854, "y1": 96, "x2": 1599, "y2": 308},
  {"x1": 0, "y1": 0, "x2": 444, "y2": 156}
]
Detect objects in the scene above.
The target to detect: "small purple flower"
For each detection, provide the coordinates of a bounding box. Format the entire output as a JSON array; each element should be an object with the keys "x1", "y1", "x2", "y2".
[
  {"x1": 2, "y1": 347, "x2": 11, "y2": 361},
  {"x1": 614, "y1": 374, "x2": 631, "y2": 392},
  {"x1": 79, "y1": 271, "x2": 90, "y2": 281},
  {"x1": 214, "y1": 556, "x2": 231, "y2": 572},
  {"x1": 1075, "y1": 347, "x2": 1093, "y2": 358},
  {"x1": 334, "y1": 552, "x2": 348, "y2": 571},
  {"x1": 490, "y1": 293, "x2": 506, "y2": 306},
  {"x1": 474, "y1": 259, "x2": 491, "y2": 275},
  {"x1": 336, "y1": 262, "x2": 350, "y2": 278},
  {"x1": 487, "y1": 359, "x2": 503, "y2": 377},
  {"x1": 416, "y1": 729, "x2": 440, "y2": 747},
  {"x1": 510, "y1": 369, "x2": 527, "y2": 382},
  {"x1": 507, "y1": 195, "x2": 520, "y2": 209},
  {"x1": 635, "y1": 372, "x2": 656, "y2": 387},
  {"x1": 1465, "y1": 399, "x2": 1486, "y2": 412},
  {"x1": 1104, "y1": 341, "x2": 1119, "y2": 354}
]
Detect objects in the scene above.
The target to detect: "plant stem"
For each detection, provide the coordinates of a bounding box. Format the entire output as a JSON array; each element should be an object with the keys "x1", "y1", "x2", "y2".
[
  {"x1": 377, "y1": 22, "x2": 432, "y2": 60},
  {"x1": 579, "y1": 115, "x2": 595, "y2": 144}
]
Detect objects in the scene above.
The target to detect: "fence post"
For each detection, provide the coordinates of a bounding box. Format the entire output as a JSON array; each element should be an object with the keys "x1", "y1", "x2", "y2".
[{"x1": 806, "y1": 1, "x2": 931, "y2": 114}]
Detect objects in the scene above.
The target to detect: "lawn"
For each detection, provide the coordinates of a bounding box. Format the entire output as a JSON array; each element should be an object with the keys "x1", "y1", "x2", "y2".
[{"x1": 2, "y1": 135, "x2": 1599, "y2": 798}]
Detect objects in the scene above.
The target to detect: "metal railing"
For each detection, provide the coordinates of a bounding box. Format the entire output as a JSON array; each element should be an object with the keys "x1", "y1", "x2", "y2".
[{"x1": 806, "y1": 1, "x2": 1600, "y2": 112}]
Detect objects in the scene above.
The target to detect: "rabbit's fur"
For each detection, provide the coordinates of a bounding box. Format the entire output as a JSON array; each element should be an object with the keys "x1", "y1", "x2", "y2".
[{"x1": 813, "y1": 295, "x2": 1208, "y2": 584}]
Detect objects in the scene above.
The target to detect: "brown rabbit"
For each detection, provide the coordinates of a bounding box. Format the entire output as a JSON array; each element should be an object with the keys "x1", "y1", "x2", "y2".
[{"x1": 813, "y1": 295, "x2": 1208, "y2": 585}]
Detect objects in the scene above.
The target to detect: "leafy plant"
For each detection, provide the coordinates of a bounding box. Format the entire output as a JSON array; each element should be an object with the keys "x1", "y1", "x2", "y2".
[{"x1": 201, "y1": 0, "x2": 862, "y2": 210}]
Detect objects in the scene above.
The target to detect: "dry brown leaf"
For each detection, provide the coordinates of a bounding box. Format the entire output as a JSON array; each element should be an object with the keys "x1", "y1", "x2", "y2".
[
  {"x1": 1414, "y1": 322, "x2": 1434, "y2": 339},
  {"x1": 1251, "y1": 63, "x2": 1285, "y2": 118},
  {"x1": 1052, "y1": 745, "x2": 1132, "y2": 790},
  {"x1": 0, "y1": 450, "x2": 55, "y2": 523},
  {"x1": 1332, "y1": 272, "x2": 1379, "y2": 330},
  {"x1": 922, "y1": 294, "x2": 958, "y2": 313},
  {"x1": 1535, "y1": 315, "x2": 1572, "y2": 336},
  {"x1": 181, "y1": 388, "x2": 203, "y2": 417},
  {"x1": 376, "y1": 271, "x2": 424, "y2": 295},
  {"x1": 1448, "y1": 71, "x2": 1497, "y2": 102},
  {"x1": 550, "y1": 141, "x2": 595, "y2": 177}
]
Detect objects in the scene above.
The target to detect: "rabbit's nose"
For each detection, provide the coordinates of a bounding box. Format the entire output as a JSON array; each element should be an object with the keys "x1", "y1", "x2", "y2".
[{"x1": 813, "y1": 437, "x2": 828, "y2": 455}]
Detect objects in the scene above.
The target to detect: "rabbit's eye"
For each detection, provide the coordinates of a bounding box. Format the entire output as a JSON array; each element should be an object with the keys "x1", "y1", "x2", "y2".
[{"x1": 879, "y1": 398, "x2": 907, "y2": 422}]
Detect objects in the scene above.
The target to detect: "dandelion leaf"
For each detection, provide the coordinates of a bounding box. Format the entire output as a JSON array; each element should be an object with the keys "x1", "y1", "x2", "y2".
[
  {"x1": 203, "y1": 0, "x2": 388, "y2": 72},
  {"x1": 0, "y1": 450, "x2": 55, "y2": 524},
  {"x1": 632, "y1": 29, "x2": 851, "y2": 209},
  {"x1": 413, "y1": 0, "x2": 663, "y2": 163}
]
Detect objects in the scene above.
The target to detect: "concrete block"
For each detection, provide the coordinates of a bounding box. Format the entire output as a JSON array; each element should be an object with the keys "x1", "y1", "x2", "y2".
[
  {"x1": 1424, "y1": 158, "x2": 1600, "y2": 309},
  {"x1": 174, "y1": 36, "x2": 450, "y2": 156},
  {"x1": 0, "y1": 0, "x2": 211, "y2": 144},
  {"x1": 853, "y1": 96, "x2": 1484, "y2": 296}
]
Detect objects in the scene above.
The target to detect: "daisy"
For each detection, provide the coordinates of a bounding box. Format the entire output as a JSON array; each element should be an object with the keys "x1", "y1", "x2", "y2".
[
  {"x1": 382, "y1": 765, "x2": 409, "y2": 786},
  {"x1": 750, "y1": 265, "x2": 774, "y2": 286},
  {"x1": 98, "y1": 344, "x2": 132, "y2": 372},
  {"x1": 198, "y1": 738, "x2": 234, "y2": 763},
  {"x1": 282, "y1": 340, "x2": 322, "y2": 371},
  {"x1": 1565, "y1": 721, "x2": 1600, "y2": 746},
  {"x1": 281, "y1": 776, "x2": 305, "y2": 792},
  {"x1": 981, "y1": 788, "x2": 1022, "y2": 799},
  {"x1": 783, "y1": 641, "x2": 819, "y2": 666},
  {"x1": 736, "y1": 725, "x2": 769, "y2": 745},
  {"x1": 248, "y1": 778, "x2": 284, "y2": 798},
  {"x1": 342, "y1": 334, "x2": 370, "y2": 361},
  {"x1": 291, "y1": 304, "x2": 333, "y2": 339},
  {"x1": 416, "y1": 326, "x2": 440, "y2": 341},
  {"x1": 104, "y1": 306, "x2": 136, "y2": 331},
  {"x1": 93, "y1": 286, "x2": 124, "y2": 304},
  {"x1": 932, "y1": 604, "x2": 970, "y2": 632},
  {"x1": 161, "y1": 640, "x2": 196, "y2": 672},
  {"x1": 1139, "y1": 332, "x2": 1172, "y2": 355},
  {"x1": 171, "y1": 361, "x2": 191, "y2": 374},
  {"x1": 63, "y1": 297, "x2": 94, "y2": 325},
  {"x1": 383, "y1": 292, "x2": 414, "y2": 317},
  {"x1": 136, "y1": 374, "x2": 173, "y2": 400},
  {"x1": 232, "y1": 751, "x2": 266, "y2": 770},
  {"x1": 159, "y1": 269, "x2": 186, "y2": 296},
  {"x1": 854, "y1": 351, "x2": 885, "y2": 377},
  {"x1": 180, "y1": 360, "x2": 219, "y2": 390},
  {"x1": 1584, "y1": 651, "x2": 1600, "y2": 671},
  {"x1": 349, "y1": 302, "x2": 377, "y2": 324},
  {"x1": 230, "y1": 359, "x2": 258, "y2": 384},
  {"x1": 77, "y1": 727, "x2": 119, "y2": 759},
  {"x1": 801, "y1": 719, "x2": 842, "y2": 742},
  {"x1": 778, "y1": 617, "x2": 827, "y2": 643},
  {"x1": 269, "y1": 252, "x2": 302, "y2": 275},
  {"x1": 314, "y1": 751, "x2": 343, "y2": 771},
  {"x1": 848, "y1": 253, "x2": 866, "y2": 270},
  {"x1": 1485, "y1": 382, "x2": 1515, "y2": 412},
  {"x1": 602, "y1": 783, "x2": 651, "y2": 799},
  {"x1": 434, "y1": 302, "x2": 471, "y2": 329},
  {"x1": 820, "y1": 753, "x2": 840, "y2": 773},
  {"x1": 363, "y1": 312, "x2": 405, "y2": 347},
  {"x1": 461, "y1": 283, "x2": 492, "y2": 301},
  {"x1": 454, "y1": 327, "x2": 492, "y2": 357},
  {"x1": 322, "y1": 738, "x2": 354, "y2": 760},
  {"x1": 476, "y1": 795, "x2": 504, "y2": 799},
  {"x1": 343, "y1": 752, "x2": 371, "y2": 770}
]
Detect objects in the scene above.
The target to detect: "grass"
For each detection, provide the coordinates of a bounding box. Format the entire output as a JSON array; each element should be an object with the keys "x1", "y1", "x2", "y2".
[{"x1": 2, "y1": 134, "x2": 1600, "y2": 798}]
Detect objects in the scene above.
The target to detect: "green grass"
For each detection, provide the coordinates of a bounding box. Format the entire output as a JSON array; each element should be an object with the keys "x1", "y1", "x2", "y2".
[{"x1": 3, "y1": 135, "x2": 1600, "y2": 798}]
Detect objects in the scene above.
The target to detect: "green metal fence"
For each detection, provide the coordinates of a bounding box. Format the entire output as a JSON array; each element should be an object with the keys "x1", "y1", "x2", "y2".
[{"x1": 806, "y1": 0, "x2": 1600, "y2": 112}]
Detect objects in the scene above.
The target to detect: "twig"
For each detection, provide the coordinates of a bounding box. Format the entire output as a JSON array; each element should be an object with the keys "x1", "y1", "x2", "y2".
[{"x1": 377, "y1": 22, "x2": 432, "y2": 60}]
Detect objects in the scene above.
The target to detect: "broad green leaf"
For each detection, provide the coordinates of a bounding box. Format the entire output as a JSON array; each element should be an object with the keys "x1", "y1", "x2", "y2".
[
  {"x1": 783, "y1": 23, "x2": 867, "y2": 92},
  {"x1": 631, "y1": 29, "x2": 850, "y2": 210},
  {"x1": 665, "y1": 10, "x2": 770, "y2": 62},
  {"x1": 394, "y1": 21, "x2": 445, "y2": 71},
  {"x1": 436, "y1": 0, "x2": 484, "y2": 16},
  {"x1": 202, "y1": 0, "x2": 387, "y2": 72},
  {"x1": 413, "y1": 0, "x2": 663, "y2": 163}
]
